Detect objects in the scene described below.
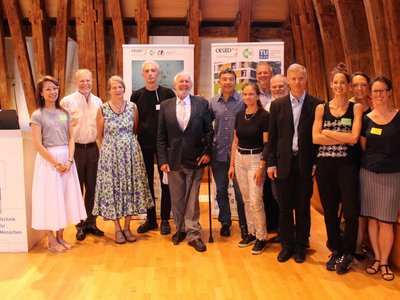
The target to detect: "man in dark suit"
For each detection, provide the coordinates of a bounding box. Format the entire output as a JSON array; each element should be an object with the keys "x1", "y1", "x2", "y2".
[
  {"x1": 157, "y1": 71, "x2": 213, "y2": 252},
  {"x1": 267, "y1": 63, "x2": 323, "y2": 263}
]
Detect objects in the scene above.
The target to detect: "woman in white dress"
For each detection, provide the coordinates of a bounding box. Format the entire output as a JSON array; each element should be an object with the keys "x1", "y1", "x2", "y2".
[{"x1": 30, "y1": 76, "x2": 87, "y2": 253}]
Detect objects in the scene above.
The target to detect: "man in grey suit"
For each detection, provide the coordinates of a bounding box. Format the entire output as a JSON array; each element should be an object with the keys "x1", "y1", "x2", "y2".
[
  {"x1": 267, "y1": 64, "x2": 323, "y2": 263},
  {"x1": 157, "y1": 71, "x2": 214, "y2": 252}
]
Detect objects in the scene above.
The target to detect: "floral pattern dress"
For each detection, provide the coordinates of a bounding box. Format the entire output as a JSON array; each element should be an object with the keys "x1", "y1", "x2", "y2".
[{"x1": 93, "y1": 101, "x2": 153, "y2": 220}]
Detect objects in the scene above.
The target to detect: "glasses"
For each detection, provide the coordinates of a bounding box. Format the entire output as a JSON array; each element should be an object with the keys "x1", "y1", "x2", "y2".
[
  {"x1": 44, "y1": 86, "x2": 59, "y2": 92},
  {"x1": 371, "y1": 89, "x2": 388, "y2": 94}
]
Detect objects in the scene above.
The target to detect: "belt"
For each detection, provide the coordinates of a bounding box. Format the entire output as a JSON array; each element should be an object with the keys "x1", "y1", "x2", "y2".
[
  {"x1": 237, "y1": 147, "x2": 263, "y2": 155},
  {"x1": 292, "y1": 151, "x2": 298, "y2": 156},
  {"x1": 75, "y1": 142, "x2": 96, "y2": 148}
]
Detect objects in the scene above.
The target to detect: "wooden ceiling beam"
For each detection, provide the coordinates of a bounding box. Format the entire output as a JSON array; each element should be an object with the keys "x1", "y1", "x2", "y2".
[
  {"x1": 94, "y1": 0, "x2": 107, "y2": 101},
  {"x1": 136, "y1": 0, "x2": 149, "y2": 44},
  {"x1": 383, "y1": 0, "x2": 400, "y2": 108},
  {"x1": 30, "y1": 0, "x2": 51, "y2": 82},
  {"x1": 53, "y1": 0, "x2": 70, "y2": 98},
  {"x1": 110, "y1": 0, "x2": 125, "y2": 76},
  {"x1": 236, "y1": 0, "x2": 252, "y2": 42},
  {"x1": 3, "y1": 0, "x2": 36, "y2": 115},
  {"x1": 75, "y1": 0, "x2": 98, "y2": 94},
  {"x1": 0, "y1": 3, "x2": 12, "y2": 109},
  {"x1": 188, "y1": 0, "x2": 201, "y2": 94}
]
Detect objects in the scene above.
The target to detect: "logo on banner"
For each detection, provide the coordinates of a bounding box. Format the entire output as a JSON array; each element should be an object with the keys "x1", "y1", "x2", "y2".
[
  {"x1": 157, "y1": 50, "x2": 165, "y2": 56},
  {"x1": 259, "y1": 49, "x2": 270, "y2": 59},
  {"x1": 214, "y1": 47, "x2": 239, "y2": 58},
  {"x1": 243, "y1": 48, "x2": 254, "y2": 59},
  {"x1": 130, "y1": 49, "x2": 147, "y2": 56},
  {"x1": 149, "y1": 49, "x2": 155, "y2": 56}
]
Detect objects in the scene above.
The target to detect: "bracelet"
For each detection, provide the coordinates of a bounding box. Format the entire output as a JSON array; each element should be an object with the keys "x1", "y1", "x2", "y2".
[{"x1": 68, "y1": 159, "x2": 73, "y2": 164}]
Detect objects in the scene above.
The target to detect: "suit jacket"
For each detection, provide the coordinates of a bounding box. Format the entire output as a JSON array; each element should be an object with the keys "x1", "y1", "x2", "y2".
[
  {"x1": 267, "y1": 93, "x2": 323, "y2": 179},
  {"x1": 157, "y1": 95, "x2": 214, "y2": 170}
]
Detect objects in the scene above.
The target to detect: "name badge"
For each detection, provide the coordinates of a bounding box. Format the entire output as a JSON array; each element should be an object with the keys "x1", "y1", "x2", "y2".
[
  {"x1": 59, "y1": 114, "x2": 68, "y2": 121},
  {"x1": 370, "y1": 127, "x2": 382, "y2": 135},
  {"x1": 341, "y1": 118, "x2": 351, "y2": 126},
  {"x1": 156, "y1": 104, "x2": 160, "y2": 111}
]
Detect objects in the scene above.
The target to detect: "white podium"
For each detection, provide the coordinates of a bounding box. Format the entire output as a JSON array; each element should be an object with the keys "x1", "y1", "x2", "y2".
[{"x1": 0, "y1": 130, "x2": 44, "y2": 252}]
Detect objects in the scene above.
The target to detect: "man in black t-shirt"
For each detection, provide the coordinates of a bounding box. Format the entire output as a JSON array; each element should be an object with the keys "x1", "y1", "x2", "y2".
[{"x1": 130, "y1": 60, "x2": 176, "y2": 235}]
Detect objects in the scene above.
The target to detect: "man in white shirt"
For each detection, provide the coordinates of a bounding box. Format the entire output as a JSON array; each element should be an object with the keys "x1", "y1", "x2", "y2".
[
  {"x1": 60, "y1": 69, "x2": 104, "y2": 241},
  {"x1": 256, "y1": 62, "x2": 273, "y2": 107}
]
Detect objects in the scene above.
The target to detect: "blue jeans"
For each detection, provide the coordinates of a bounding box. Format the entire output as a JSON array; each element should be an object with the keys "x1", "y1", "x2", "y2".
[{"x1": 211, "y1": 160, "x2": 247, "y2": 228}]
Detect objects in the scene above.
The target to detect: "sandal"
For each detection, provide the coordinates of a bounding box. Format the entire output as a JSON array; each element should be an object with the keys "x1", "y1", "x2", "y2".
[
  {"x1": 366, "y1": 259, "x2": 380, "y2": 275},
  {"x1": 115, "y1": 230, "x2": 126, "y2": 244},
  {"x1": 47, "y1": 243, "x2": 66, "y2": 253},
  {"x1": 57, "y1": 238, "x2": 73, "y2": 250},
  {"x1": 380, "y1": 265, "x2": 395, "y2": 281},
  {"x1": 123, "y1": 229, "x2": 137, "y2": 242}
]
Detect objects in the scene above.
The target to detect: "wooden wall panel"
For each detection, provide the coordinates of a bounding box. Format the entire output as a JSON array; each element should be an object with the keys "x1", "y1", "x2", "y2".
[
  {"x1": 110, "y1": 0, "x2": 125, "y2": 76},
  {"x1": 333, "y1": 0, "x2": 374, "y2": 76},
  {"x1": 292, "y1": 0, "x2": 327, "y2": 100},
  {"x1": 188, "y1": 0, "x2": 201, "y2": 94},
  {"x1": 94, "y1": 0, "x2": 107, "y2": 101},
  {"x1": 136, "y1": 0, "x2": 149, "y2": 44},
  {"x1": 363, "y1": 0, "x2": 390, "y2": 76},
  {"x1": 237, "y1": 0, "x2": 252, "y2": 42},
  {"x1": 383, "y1": 0, "x2": 400, "y2": 108},
  {"x1": 312, "y1": 0, "x2": 346, "y2": 100},
  {"x1": 288, "y1": 0, "x2": 305, "y2": 66}
]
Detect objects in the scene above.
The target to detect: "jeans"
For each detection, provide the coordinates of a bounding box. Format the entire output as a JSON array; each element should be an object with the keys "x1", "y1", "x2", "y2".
[
  {"x1": 211, "y1": 160, "x2": 247, "y2": 228},
  {"x1": 234, "y1": 152, "x2": 267, "y2": 240}
]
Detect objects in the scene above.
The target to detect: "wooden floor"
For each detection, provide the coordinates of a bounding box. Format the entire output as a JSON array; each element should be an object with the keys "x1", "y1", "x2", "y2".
[{"x1": 0, "y1": 203, "x2": 399, "y2": 299}]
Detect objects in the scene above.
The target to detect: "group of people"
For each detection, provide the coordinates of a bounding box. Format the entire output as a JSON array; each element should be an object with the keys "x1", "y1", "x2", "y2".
[{"x1": 29, "y1": 60, "x2": 399, "y2": 282}]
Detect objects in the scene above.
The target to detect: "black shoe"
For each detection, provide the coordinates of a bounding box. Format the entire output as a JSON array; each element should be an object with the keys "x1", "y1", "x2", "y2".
[
  {"x1": 238, "y1": 234, "x2": 256, "y2": 248},
  {"x1": 240, "y1": 227, "x2": 248, "y2": 240},
  {"x1": 160, "y1": 220, "x2": 171, "y2": 235},
  {"x1": 336, "y1": 254, "x2": 354, "y2": 275},
  {"x1": 354, "y1": 251, "x2": 366, "y2": 262},
  {"x1": 326, "y1": 251, "x2": 342, "y2": 271},
  {"x1": 188, "y1": 238, "x2": 207, "y2": 252},
  {"x1": 172, "y1": 231, "x2": 187, "y2": 245},
  {"x1": 76, "y1": 229, "x2": 86, "y2": 241},
  {"x1": 277, "y1": 248, "x2": 293, "y2": 262},
  {"x1": 85, "y1": 226, "x2": 104, "y2": 236},
  {"x1": 269, "y1": 235, "x2": 281, "y2": 244},
  {"x1": 251, "y1": 239, "x2": 267, "y2": 255},
  {"x1": 293, "y1": 248, "x2": 306, "y2": 263},
  {"x1": 137, "y1": 220, "x2": 158, "y2": 234},
  {"x1": 220, "y1": 224, "x2": 231, "y2": 237}
]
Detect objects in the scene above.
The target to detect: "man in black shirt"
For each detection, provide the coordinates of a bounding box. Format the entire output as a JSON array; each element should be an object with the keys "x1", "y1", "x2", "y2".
[{"x1": 131, "y1": 60, "x2": 176, "y2": 235}]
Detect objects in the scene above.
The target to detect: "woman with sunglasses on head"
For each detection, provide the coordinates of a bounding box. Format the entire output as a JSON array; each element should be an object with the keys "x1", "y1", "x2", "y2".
[
  {"x1": 30, "y1": 76, "x2": 87, "y2": 253},
  {"x1": 360, "y1": 76, "x2": 400, "y2": 281}
]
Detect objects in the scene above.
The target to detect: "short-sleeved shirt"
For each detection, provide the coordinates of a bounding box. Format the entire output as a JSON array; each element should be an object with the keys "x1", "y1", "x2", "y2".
[
  {"x1": 209, "y1": 91, "x2": 245, "y2": 162},
  {"x1": 361, "y1": 112, "x2": 400, "y2": 173},
  {"x1": 30, "y1": 108, "x2": 70, "y2": 147},
  {"x1": 235, "y1": 108, "x2": 269, "y2": 150}
]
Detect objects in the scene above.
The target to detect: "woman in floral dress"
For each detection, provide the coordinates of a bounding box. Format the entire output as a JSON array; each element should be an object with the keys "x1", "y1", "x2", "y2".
[{"x1": 93, "y1": 76, "x2": 153, "y2": 244}]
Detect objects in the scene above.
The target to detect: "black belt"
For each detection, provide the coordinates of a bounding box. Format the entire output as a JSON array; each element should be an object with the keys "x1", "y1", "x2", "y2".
[
  {"x1": 238, "y1": 147, "x2": 263, "y2": 155},
  {"x1": 75, "y1": 142, "x2": 96, "y2": 148}
]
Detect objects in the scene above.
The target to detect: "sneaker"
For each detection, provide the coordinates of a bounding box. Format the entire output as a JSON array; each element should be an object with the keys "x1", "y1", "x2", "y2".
[
  {"x1": 251, "y1": 239, "x2": 267, "y2": 255},
  {"x1": 326, "y1": 251, "x2": 342, "y2": 271},
  {"x1": 137, "y1": 220, "x2": 158, "y2": 234},
  {"x1": 336, "y1": 254, "x2": 354, "y2": 275},
  {"x1": 238, "y1": 234, "x2": 256, "y2": 248},
  {"x1": 220, "y1": 224, "x2": 231, "y2": 237}
]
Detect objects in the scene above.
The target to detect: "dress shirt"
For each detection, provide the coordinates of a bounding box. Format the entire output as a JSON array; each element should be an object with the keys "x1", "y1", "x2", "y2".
[
  {"x1": 60, "y1": 91, "x2": 103, "y2": 144},
  {"x1": 176, "y1": 95, "x2": 191, "y2": 130},
  {"x1": 210, "y1": 91, "x2": 244, "y2": 162},
  {"x1": 260, "y1": 89, "x2": 273, "y2": 107},
  {"x1": 290, "y1": 91, "x2": 306, "y2": 152}
]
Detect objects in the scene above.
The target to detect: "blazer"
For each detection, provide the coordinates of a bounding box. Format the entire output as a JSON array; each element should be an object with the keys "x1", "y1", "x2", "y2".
[
  {"x1": 157, "y1": 95, "x2": 214, "y2": 170},
  {"x1": 267, "y1": 93, "x2": 323, "y2": 179}
]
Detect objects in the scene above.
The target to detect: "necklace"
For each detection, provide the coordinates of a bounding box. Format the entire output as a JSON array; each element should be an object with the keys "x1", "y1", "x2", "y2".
[
  {"x1": 244, "y1": 111, "x2": 256, "y2": 121},
  {"x1": 110, "y1": 100, "x2": 125, "y2": 113}
]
